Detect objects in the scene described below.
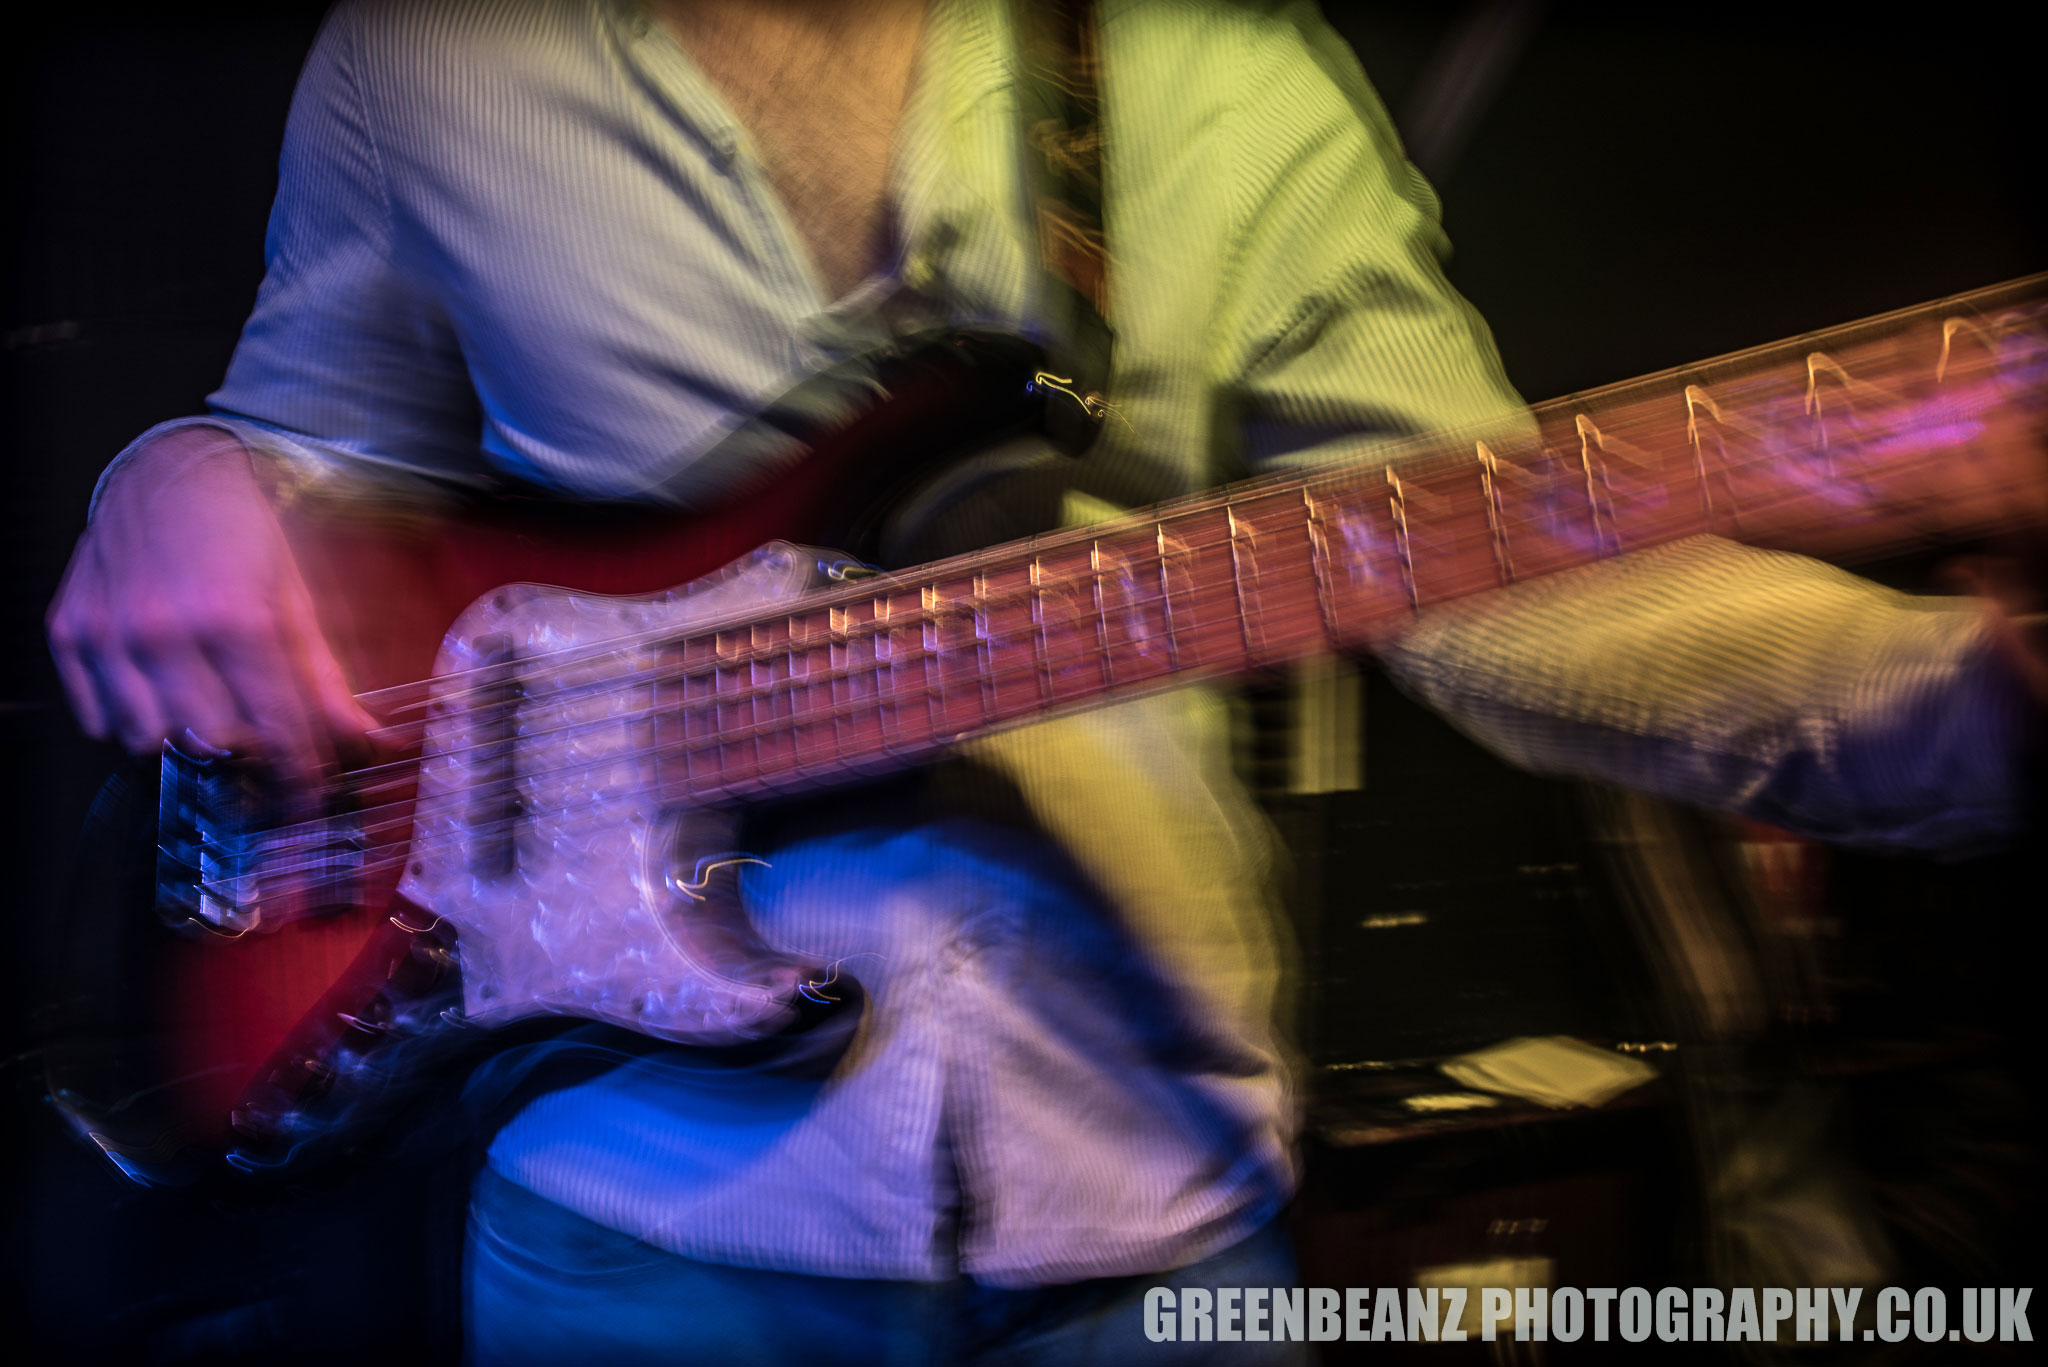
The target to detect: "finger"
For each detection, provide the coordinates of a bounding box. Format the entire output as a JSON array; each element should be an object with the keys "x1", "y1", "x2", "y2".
[
  {"x1": 313, "y1": 673, "x2": 382, "y2": 766},
  {"x1": 47, "y1": 563, "x2": 113, "y2": 737},
  {"x1": 145, "y1": 639, "x2": 261, "y2": 759},
  {"x1": 283, "y1": 594, "x2": 379, "y2": 755},
  {"x1": 119, "y1": 603, "x2": 258, "y2": 755},
  {"x1": 1942, "y1": 555, "x2": 2037, "y2": 616},
  {"x1": 96, "y1": 649, "x2": 172, "y2": 754},
  {"x1": 1981, "y1": 603, "x2": 2048, "y2": 707},
  {"x1": 208, "y1": 625, "x2": 334, "y2": 794},
  {"x1": 48, "y1": 624, "x2": 110, "y2": 739}
]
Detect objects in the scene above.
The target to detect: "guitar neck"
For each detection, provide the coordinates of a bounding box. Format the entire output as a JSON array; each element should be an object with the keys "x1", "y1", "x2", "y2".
[{"x1": 642, "y1": 273, "x2": 2048, "y2": 807}]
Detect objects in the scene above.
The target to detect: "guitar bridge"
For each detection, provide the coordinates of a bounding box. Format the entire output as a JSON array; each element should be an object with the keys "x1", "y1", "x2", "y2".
[{"x1": 156, "y1": 744, "x2": 367, "y2": 935}]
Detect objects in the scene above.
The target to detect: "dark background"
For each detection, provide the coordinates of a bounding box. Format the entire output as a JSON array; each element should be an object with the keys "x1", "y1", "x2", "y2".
[{"x1": 4, "y1": 0, "x2": 2041, "y2": 1356}]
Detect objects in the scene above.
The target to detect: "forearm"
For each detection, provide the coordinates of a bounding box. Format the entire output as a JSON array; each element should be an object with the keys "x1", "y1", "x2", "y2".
[
  {"x1": 92, "y1": 414, "x2": 468, "y2": 522},
  {"x1": 1379, "y1": 535, "x2": 2031, "y2": 856}
]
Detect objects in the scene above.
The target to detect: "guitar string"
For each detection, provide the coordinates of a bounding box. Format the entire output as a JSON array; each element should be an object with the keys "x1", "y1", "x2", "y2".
[
  {"x1": 193, "y1": 433, "x2": 2037, "y2": 897},
  {"x1": 193, "y1": 653, "x2": 1265, "y2": 901},
  {"x1": 341, "y1": 318, "x2": 2037, "y2": 725},
  {"x1": 320, "y1": 373, "x2": 2018, "y2": 788},
  {"x1": 170, "y1": 302, "x2": 2048, "y2": 893},
  {"x1": 352, "y1": 373, "x2": 2034, "y2": 754},
  {"x1": 287, "y1": 279, "x2": 2048, "y2": 731},
  {"x1": 190, "y1": 567, "x2": 1322, "y2": 882},
  {"x1": 211, "y1": 487, "x2": 2042, "y2": 905},
  {"x1": 200, "y1": 456, "x2": 1775, "y2": 834},
  {"x1": 212, "y1": 378, "x2": 2038, "y2": 871},
  {"x1": 195, "y1": 640, "x2": 1265, "y2": 894}
]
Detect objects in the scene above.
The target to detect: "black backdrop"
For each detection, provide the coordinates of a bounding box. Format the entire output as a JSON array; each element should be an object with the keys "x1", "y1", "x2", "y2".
[{"x1": 4, "y1": 0, "x2": 2042, "y2": 1355}]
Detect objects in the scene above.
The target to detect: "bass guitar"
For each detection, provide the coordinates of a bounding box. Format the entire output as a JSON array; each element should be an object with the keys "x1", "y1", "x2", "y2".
[{"x1": 47, "y1": 275, "x2": 2048, "y2": 1185}]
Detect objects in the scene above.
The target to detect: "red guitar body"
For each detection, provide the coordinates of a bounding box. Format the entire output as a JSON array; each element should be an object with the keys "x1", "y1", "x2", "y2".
[
  {"x1": 52, "y1": 333, "x2": 1059, "y2": 1183},
  {"x1": 46, "y1": 274, "x2": 2048, "y2": 1185}
]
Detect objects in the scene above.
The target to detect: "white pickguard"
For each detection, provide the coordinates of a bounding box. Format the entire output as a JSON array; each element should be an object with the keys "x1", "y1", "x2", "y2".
[{"x1": 396, "y1": 542, "x2": 827, "y2": 1043}]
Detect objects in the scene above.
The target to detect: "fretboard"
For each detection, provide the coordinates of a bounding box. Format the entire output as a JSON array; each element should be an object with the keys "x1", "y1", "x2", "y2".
[{"x1": 645, "y1": 273, "x2": 2048, "y2": 807}]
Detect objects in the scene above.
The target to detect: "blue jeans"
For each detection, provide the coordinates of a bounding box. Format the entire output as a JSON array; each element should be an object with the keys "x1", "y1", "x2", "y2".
[{"x1": 464, "y1": 1168, "x2": 1310, "y2": 1365}]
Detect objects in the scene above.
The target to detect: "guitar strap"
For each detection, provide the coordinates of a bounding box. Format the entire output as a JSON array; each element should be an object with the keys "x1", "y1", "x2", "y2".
[{"x1": 1015, "y1": 0, "x2": 1114, "y2": 454}]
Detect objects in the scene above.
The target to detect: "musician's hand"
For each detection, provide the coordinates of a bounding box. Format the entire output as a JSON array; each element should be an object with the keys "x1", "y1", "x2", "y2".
[
  {"x1": 1942, "y1": 404, "x2": 2048, "y2": 713},
  {"x1": 47, "y1": 426, "x2": 377, "y2": 788},
  {"x1": 1944, "y1": 554, "x2": 2048, "y2": 709}
]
